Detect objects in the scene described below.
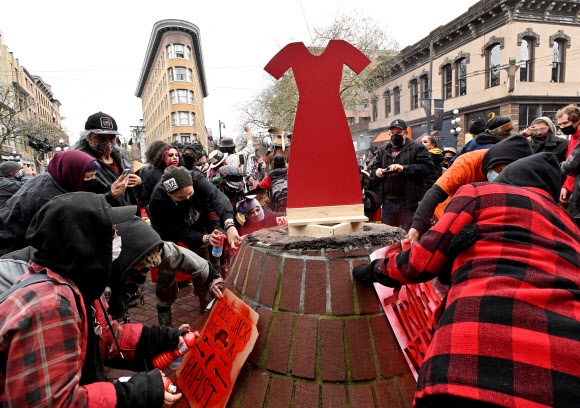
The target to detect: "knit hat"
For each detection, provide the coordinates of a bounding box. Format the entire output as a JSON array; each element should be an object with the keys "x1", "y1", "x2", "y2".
[
  {"x1": 273, "y1": 154, "x2": 285, "y2": 169},
  {"x1": 486, "y1": 116, "x2": 513, "y2": 136},
  {"x1": 531, "y1": 116, "x2": 557, "y2": 135},
  {"x1": 0, "y1": 161, "x2": 21, "y2": 177},
  {"x1": 161, "y1": 166, "x2": 193, "y2": 193},
  {"x1": 468, "y1": 118, "x2": 486, "y2": 135},
  {"x1": 482, "y1": 135, "x2": 533, "y2": 174}
]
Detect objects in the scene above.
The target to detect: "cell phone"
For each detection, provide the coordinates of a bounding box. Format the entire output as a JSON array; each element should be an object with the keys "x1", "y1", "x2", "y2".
[
  {"x1": 238, "y1": 153, "x2": 245, "y2": 165},
  {"x1": 121, "y1": 168, "x2": 131, "y2": 177}
]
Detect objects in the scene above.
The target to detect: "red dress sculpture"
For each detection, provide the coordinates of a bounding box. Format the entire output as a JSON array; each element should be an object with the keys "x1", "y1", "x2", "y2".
[{"x1": 264, "y1": 40, "x2": 370, "y2": 209}]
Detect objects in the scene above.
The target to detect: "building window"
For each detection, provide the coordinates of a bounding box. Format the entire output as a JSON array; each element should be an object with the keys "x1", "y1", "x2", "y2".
[
  {"x1": 372, "y1": 100, "x2": 378, "y2": 121},
  {"x1": 179, "y1": 133, "x2": 193, "y2": 143},
  {"x1": 394, "y1": 87, "x2": 401, "y2": 115},
  {"x1": 552, "y1": 40, "x2": 566, "y2": 83},
  {"x1": 519, "y1": 38, "x2": 534, "y2": 82},
  {"x1": 518, "y1": 105, "x2": 541, "y2": 132},
  {"x1": 347, "y1": 117, "x2": 355, "y2": 126},
  {"x1": 167, "y1": 44, "x2": 191, "y2": 59},
  {"x1": 410, "y1": 79, "x2": 419, "y2": 110},
  {"x1": 170, "y1": 89, "x2": 194, "y2": 104},
  {"x1": 172, "y1": 111, "x2": 195, "y2": 126},
  {"x1": 486, "y1": 44, "x2": 501, "y2": 88},
  {"x1": 384, "y1": 91, "x2": 391, "y2": 118},
  {"x1": 168, "y1": 67, "x2": 192, "y2": 82},
  {"x1": 420, "y1": 75, "x2": 429, "y2": 100},
  {"x1": 455, "y1": 59, "x2": 467, "y2": 96},
  {"x1": 442, "y1": 65, "x2": 452, "y2": 100}
]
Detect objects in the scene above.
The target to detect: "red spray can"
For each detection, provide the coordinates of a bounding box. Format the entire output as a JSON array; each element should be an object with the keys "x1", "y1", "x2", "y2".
[
  {"x1": 153, "y1": 331, "x2": 200, "y2": 370},
  {"x1": 162, "y1": 377, "x2": 177, "y2": 394}
]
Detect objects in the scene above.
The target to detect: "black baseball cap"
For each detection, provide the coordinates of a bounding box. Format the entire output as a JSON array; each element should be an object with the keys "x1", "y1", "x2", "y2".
[
  {"x1": 84, "y1": 111, "x2": 121, "y2": 135},
  {"x1": 388, "y1": 119, "x2": 407, "y2": 130}
]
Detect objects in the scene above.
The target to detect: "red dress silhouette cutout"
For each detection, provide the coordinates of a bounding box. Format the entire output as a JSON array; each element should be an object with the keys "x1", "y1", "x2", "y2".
[{"x1": 264, "y1": 40, "x2": 370, "y2": 209}]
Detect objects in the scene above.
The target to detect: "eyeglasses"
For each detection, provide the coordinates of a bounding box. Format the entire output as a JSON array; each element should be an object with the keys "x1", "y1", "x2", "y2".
[{"x1": 167, "y1": 153, "x2": 178, "y2": 157}]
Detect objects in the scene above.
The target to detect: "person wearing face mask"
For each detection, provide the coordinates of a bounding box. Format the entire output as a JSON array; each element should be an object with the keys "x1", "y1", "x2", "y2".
[
  {"x1": 0, "y1": 192, "x2": 188, "y2": 408},
  {"x1": 408, "y1": 135, "x2": 533, "y2": 243},
  {"x1": 180, "y1": 145, "x2": 197, "y2": 170},
  {"x1": 141, "y1": 146, "x2": 183, "y2": 213},
  {"x1": 521, "y1": 116, "x2": 568, "y2": 162},
  {"x1": 441, "y1": 147, "x2": 457, "y2": 169},
  {"x1": 0, "y1": 162, "x2": 33, "y2": 207},
  {"x1": 75, "y1": 111, "x2": 142, "y2": 211},
  {"x1": 148, "y1": 166, "x2": 243, "y2": 325},
  {"x1": 0, "y1": 150, "x2": 101, "y2": 256},
  {"x1": 370, "y1": 119, "x2": 434, "y2": 232},
  {"x1": 556, "y1": 104, "x2": 580, "y2": 211}
]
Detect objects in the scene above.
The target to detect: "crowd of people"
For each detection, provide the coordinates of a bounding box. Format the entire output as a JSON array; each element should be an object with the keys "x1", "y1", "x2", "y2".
[
  {"x1": 2, "y1": 103, "x2": 580, "y2": 407},
  {"x1": 355, "y1": 103, "x2": 580, "y2": 407}
]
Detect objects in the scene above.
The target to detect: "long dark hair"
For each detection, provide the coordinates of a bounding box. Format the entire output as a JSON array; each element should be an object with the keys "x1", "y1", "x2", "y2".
[{"x1": 155, "y1": 146, "x2": 183, "y2": 168}]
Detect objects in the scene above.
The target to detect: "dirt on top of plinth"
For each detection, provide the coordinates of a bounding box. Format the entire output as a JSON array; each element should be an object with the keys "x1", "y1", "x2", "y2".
[{"x1": 244, "y1": 223, "x2": 406, "y2": 251}]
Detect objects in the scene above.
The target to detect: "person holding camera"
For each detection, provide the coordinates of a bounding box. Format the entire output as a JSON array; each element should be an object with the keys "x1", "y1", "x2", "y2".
[{"x1": 220, "y1": 125, "x2": 254, "y2": 175}]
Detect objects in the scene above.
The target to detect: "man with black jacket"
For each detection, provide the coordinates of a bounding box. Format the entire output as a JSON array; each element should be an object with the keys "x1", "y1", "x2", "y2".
[
  {"x1": 370, "y1": 119, "x2": 434, "y2": 231},
  {"x1": 75, "y1": 111, "x2": 142, "y2": 209},
  {"x1": 148, "y1": 166, "x2": 242, "y2": 324}
]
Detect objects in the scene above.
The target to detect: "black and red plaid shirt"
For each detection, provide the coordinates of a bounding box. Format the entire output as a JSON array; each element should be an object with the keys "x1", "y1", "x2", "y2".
[
  {"x1": 0, "y1": 264, "x2": 143, "y2": 407},
  {"x1": 375, "y1": 181, "x2": 580, "y2": 407}
]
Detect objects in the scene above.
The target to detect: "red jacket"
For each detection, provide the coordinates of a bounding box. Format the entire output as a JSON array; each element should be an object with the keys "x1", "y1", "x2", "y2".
[
  {"x1": 374, "y1": 154, "x2": 580, "y2": 406},
  {"x1": 0, "y1": 265, "x2": 144, "y2": 407}
]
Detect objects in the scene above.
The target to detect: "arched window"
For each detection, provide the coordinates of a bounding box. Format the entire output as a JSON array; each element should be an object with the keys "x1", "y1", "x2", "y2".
[
  {"x1": 393, "y1": 87, "x2": 401, "y2": 115},
  {"x1": 384, "y1": 90, "x2": 391, "y2": 118},
  {"x1": 552, "y1": 40, "x2": 566, "y2": 83},
  {"x1": 487, "y1": 44, "x2": 501, "y2": 88},
  {"x1": 455, "y1": 59, "x2": 467, "y2": 96},
  {"x1": 410, "y1": 79, "x2": 419, "y2": 110},
  {"x1": 442, "y1": 64, "x2": 452, "y2": 100},
  {"x1": 519, "y1": 38, "x2": 535, "y2": 82}
]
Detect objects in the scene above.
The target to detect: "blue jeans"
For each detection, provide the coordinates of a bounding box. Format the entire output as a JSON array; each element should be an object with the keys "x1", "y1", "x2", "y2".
[{"x1": 381, "y1": 199, "x2": 415, "y2": 232}]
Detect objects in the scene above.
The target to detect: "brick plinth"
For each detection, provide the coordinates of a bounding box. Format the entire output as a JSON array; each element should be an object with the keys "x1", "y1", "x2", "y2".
[{"x1": 225, "y1": 224, "x2": 416, "y2": 408}]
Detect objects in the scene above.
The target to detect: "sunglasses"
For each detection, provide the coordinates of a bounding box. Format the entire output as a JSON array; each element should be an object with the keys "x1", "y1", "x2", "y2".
[{"x1": 167, "y1": 153, "x2": 178, "y2": 157}]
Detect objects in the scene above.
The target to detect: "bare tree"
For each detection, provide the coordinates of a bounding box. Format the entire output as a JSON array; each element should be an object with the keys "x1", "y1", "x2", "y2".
[{"x1": 238, "y1": 11, "x2": 398, "y2": 132}]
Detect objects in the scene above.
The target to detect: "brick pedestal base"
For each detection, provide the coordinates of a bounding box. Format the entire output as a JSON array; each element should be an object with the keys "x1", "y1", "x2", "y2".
[{"x1": 224, "y1": 224, "x2": 417, "y2": 408}]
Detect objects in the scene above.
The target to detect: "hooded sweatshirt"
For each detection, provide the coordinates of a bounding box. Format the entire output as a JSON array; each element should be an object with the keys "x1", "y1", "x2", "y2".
[
  {"x1": 1, "y1": 192, "x2": 176, "y2": 407},
  {"x1": 0, "y1": 152, "x2": 99, "y2": 256}
]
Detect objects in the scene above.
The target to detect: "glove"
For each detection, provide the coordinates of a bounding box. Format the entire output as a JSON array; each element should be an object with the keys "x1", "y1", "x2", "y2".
[{"x1": 352, "y1": 260, "x2": 402, "y2": 288}]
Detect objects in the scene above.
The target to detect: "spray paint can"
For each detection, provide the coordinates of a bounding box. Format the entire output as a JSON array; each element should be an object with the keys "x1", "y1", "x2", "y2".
[{"x1": 162, "y1": 376, "x2": 177, "y2": 394}]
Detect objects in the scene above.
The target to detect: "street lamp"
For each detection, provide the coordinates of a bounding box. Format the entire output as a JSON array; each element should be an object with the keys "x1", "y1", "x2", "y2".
[
  {"x1": 7, "y1": 150, "x2": 20, "y2": 162},
  {"x1": 218, "y1": 120, "x2": 225, "y2": 144},
  {"x1": 450, "y1": 109, "x2": 462, "y2": 135},
  {"x1": 55, "y1": 138, "x2": 69, "y2": 152}
]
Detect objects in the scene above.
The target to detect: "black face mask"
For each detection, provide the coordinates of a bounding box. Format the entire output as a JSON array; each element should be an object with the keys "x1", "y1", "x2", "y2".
[
  {"x1": 391, "y1": 134, "x2": 404, "y2": 147},
  {"x1": 83, "y1": 179, "x2": 99, "y2": 192},
  {"x1": 560, "y1": 124, "x2": 577, "y2": 135},
  {"x1": 183, "y1": 155, "x2": 195, "y2": 170}
]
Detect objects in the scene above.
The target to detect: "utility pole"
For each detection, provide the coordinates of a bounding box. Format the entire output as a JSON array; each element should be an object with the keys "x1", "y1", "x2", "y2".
[
  {"x1": 427, "y1": 39, "x2": 434, "y2": 136},
  {"x1": 129, "y1": 121, "x2": 146, "y2": 162}
]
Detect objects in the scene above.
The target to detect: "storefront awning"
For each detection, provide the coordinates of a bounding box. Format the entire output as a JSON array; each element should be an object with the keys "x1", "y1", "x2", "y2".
[{"x1": 372, "y1": 131, "x2": 391, "y2": 144}]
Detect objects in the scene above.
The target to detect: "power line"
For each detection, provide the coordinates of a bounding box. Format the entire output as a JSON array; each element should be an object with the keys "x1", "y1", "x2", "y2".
[{"x1": 298, "y1": 0, "x2": 314, "y2": 44}]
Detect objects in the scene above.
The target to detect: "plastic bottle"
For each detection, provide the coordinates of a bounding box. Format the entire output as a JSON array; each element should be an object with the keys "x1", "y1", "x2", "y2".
[
  {"x1": 162, "y1": 377, "x2": 177, "y2": 394},
  {"x1": 211, "y1": 233, "x2": 225, "y2": 258},
  {"x1": 153, "y1": 331, "x2": 200, "y2": 370}
]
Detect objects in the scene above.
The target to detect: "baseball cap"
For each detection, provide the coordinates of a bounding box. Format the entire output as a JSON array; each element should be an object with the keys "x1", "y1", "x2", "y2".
[
  {"x1": 84, "y1": 112, "x2": 121, "y2": 135},
  {"x1": 389, "y1": 119, "x2": 407, "y2": 130}
]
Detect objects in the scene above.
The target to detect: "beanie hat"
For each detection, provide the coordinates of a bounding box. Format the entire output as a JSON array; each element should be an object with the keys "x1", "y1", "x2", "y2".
[
  {"x1": 468, "y1": 118, "x2": 486, "y2": 135},
  {"x1": 482, "y1": 135, "x2": 533, "y2": 174},
  {"x1": 486, "y1": 116, "x2": 513, "y2": 136},
  {"x1": 531, "y1": 116, "x2": 557, "y2": 135},
  {"x1": 161, "y1": 166, "x2": 193, "y2": 193},
  {"x1": 0, "y1": 161, "x2": 21, "y2": 177}
]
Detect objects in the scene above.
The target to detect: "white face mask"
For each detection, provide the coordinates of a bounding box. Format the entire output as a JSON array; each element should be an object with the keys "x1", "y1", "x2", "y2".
[
  {"x1": 112, "y1": 236, "x2": 122, "y2": 261},
  {"x1": 486, "y1": 170, "x2": 499, "y2": 182}
]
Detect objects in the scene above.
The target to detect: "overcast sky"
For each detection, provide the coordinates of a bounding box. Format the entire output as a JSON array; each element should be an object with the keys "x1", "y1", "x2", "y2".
[{"x1": 0, "y1": 0, "x2": 476, "y2": 145}]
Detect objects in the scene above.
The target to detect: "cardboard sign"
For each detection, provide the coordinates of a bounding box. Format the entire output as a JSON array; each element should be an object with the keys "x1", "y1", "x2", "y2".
[
  {"x1": 370, "y1": 247, "x2": 445, "y2": 380},
  {"x1": 177, "y1": 289, "x2": 259, "y2": 407}
]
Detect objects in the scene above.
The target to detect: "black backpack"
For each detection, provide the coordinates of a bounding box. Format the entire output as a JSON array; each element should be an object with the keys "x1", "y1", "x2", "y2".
[{"x1": 270, "y1": 177, "x2": 287, "y2": 212}]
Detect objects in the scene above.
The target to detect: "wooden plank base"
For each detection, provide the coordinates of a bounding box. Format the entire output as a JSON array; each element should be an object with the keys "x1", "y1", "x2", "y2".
[{"x1": 288, "y1": 221, "x2": 365, "y2": 238}]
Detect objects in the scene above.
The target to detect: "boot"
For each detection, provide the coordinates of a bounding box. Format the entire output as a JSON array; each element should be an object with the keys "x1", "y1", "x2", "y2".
[{"x1": 156, "y1": 304, "x2": 173, "y2": 327}]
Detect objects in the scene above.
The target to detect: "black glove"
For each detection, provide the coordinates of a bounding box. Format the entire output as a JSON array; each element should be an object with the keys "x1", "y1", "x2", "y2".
[{"x1": 352, "y1": 260, "x2": 402, "y2": 288}]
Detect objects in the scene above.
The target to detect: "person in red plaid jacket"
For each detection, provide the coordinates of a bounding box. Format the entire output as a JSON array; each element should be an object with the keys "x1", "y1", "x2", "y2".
[
  {"x1": 0, "y1": 193, "x2": 184, "y2": 408},
  {"x1": 354, "y1": 152, "x2": 580, "y2": 407}
]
